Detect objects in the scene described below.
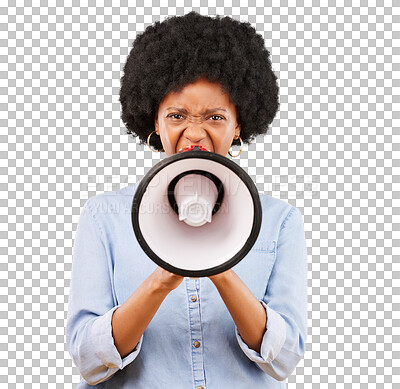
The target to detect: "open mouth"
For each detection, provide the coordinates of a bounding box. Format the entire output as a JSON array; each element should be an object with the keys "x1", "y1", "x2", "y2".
[{"x1": 178, "y1": 145, "x2": 210, "y2": 153}]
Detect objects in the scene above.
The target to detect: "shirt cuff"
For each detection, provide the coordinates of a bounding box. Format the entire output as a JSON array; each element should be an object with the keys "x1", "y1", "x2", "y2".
[
  {"x1": 235, "y1": 301, "x2": 286, "y2": 364},
  {"x1": 90, "y1": 305, "x2": 143, "y2": 370}
]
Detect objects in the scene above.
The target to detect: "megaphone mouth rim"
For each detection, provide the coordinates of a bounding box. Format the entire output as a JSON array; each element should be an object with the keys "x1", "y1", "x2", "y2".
[{"x1": 131, "y1": 149, "x2": 262, "y2": 277}]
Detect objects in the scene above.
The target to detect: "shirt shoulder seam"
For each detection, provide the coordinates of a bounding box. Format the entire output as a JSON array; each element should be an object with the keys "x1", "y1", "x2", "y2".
[
  {"x1": 279, "y1": 205, "x2": 297, "y2": 232},
  {"x1": 84, "y1": 198, "x2": 107, "y2": 240}
]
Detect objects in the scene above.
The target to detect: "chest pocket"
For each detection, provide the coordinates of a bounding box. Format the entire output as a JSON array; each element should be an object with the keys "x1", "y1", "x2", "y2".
[{"x1": 232, "y1": 240, "x2": 277, "y2": 300}]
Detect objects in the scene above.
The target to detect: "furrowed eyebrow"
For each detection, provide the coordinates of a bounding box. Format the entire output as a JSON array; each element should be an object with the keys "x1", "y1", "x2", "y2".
[{"x1": 166, "y1": 107, "x2": 227, "y2": 114}]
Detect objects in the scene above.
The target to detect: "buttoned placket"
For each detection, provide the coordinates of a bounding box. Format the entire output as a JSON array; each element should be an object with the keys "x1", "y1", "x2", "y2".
[{"x1": 185, "y1": 277, "x2": 206, "y2": 389}]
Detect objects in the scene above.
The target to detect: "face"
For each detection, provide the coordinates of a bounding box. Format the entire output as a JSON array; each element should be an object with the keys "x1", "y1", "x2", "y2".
[{"x1": 154, "y1": 77, "x2": 241, "y2": 157}]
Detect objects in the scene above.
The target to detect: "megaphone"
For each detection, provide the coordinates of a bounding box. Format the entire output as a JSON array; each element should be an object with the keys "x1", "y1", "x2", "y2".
[{"x1": 131, "y1": 145, "x2": 262, "y2": 277}]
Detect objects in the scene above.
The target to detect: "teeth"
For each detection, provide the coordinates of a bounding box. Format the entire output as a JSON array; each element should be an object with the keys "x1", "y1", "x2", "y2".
[
  {"x1": 178, "y1": 145, "x2": 208, "y2": 153},
  {"x1": 178, "y1": 146, "x2": 190, "y2": 152}
]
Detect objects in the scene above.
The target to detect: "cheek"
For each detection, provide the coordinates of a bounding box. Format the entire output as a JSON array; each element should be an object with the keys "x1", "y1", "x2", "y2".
[
  {"x1": 211, "y1": 127, "x2": 234, "y2": 144},
  {"x1": 165, "y1": 128, "x2": 182, "y2": 143},
  {"x1": 159, "y1": 121, "x2": 177, "y2": 139},
  {"x1": 208, "y1": 131, "x2": 232, "y2": 155},
  {"x1": 159, "y1": 123, "x2": 183, "y2": 151}
]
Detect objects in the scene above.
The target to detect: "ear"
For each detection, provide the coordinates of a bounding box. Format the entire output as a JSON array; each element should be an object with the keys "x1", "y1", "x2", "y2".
[
  {"x1": 235, "y1": 122, "x2": 241, "y2": 138},
  {"x1": 154, "y1": 116, "x2": 159, "y2": 134}
]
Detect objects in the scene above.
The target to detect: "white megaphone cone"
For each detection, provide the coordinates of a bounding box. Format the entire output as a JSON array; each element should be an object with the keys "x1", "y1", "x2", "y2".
[{"x1": 131, "y1": 145, "x2": 262, "y2": 277}]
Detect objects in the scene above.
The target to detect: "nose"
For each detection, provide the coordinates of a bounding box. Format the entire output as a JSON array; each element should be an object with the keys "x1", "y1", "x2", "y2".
[{"x1": 183, "y1": 123, "x2": 207, "y2": 144}]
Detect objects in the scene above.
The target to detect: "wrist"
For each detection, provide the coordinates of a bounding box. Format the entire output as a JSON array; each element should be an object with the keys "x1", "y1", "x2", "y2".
[
  {"x1": 148, "y1": 272, "x2": 173, "y2": 296},
  {"x1": 209, "y1": 269, "x2": 234, "y2": 287},
  {"x1": 148, "y1": 268, "x2": 184, "y2": 295}
]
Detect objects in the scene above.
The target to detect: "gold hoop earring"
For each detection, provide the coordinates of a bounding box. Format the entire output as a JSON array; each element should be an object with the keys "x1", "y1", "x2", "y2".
[
  {"x1": 228, "y1": 136, "x2": 243, "y2": 158},
  {"x1": 147, "y1": 130, "x2": 164, "y2": 153}
]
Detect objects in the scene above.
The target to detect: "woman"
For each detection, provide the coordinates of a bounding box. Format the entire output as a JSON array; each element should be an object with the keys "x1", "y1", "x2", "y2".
[{"x1": 66, "y1": 11, "x2": 308, "y2": 388}]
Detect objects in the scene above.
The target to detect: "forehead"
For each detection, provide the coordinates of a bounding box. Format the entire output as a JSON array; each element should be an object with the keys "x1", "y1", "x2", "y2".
[{"x1": 159, "y1": 78, "x2": 235, "y2": 112}]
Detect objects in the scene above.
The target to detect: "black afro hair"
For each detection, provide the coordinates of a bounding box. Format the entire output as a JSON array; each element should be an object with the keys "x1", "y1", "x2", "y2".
[{"x1": 120, "y1": 11, "x2": 279, "y2": 152}]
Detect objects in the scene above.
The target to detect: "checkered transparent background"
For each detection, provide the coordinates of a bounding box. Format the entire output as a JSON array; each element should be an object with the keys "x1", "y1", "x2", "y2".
[{"x1": 1, "y1": 0, "x2": 399, "y2": 388}]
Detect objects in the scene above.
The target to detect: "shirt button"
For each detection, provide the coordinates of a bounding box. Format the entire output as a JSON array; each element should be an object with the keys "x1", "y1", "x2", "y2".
[
  {"x1": 193, "y1": 341, "x2": 201, "y2": 348},
  {"x1": 190, "y1": 295, "x2": 197, "y2": 302},
  {"x1": 197, "y1": 386, "x2": 204, "y2": 389}
]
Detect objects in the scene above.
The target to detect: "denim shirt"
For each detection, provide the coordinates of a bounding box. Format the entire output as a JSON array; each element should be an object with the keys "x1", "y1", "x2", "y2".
[{"x1": 66, "y1": 180, "x2": 308, "y2": 388}]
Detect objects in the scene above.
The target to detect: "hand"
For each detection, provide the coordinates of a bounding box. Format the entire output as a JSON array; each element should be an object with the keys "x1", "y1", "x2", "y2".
[{"x1": 151, "y1": 266, "x2": 184, "y2": 293}]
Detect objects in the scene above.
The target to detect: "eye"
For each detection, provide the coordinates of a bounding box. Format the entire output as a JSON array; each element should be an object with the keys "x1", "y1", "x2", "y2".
[
  {"x1": 167, "y1": 113, "x2": 184, "y2": 119},
  {"x1": 209, "y1": 115, "x2": 224, "y2": 121}
]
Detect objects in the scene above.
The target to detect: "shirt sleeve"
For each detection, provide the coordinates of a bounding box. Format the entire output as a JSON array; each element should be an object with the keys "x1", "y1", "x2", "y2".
[
  {"x1": 235, "y1": 206, "x2": 308, "y2": 381},
  {"x1": 66, "y1": 198, "x2": 143, "y2": 385}
]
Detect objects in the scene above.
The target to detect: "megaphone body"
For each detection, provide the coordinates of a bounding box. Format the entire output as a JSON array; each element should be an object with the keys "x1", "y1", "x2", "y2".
[{"x1": 131, "y1": 146, "x2": 262, "y2": 277}]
